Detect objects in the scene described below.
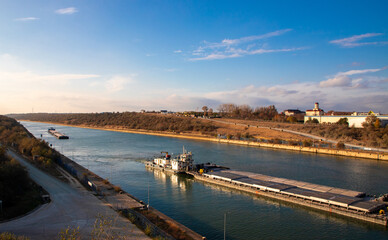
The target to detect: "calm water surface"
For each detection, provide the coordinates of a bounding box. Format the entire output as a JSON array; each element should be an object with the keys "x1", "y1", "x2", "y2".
[{"x1": 22, "y1": 121, "x2": 388, "y2": 240}]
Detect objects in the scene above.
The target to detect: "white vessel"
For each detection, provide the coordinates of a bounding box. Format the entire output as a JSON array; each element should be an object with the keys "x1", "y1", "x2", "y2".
[{"x1": 146, "y1": 147, "x2": 194, "y2": 173}]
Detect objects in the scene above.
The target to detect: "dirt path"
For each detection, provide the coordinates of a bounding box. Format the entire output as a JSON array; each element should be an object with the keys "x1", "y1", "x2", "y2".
[{"x1": 0, "y1": 150, "x2": 150, "y2": 240}]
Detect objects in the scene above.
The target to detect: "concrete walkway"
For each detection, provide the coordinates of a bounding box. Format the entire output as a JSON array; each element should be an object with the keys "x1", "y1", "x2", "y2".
[{"x1": 0, "y1": 150, "x2": 150, "y2": 240}]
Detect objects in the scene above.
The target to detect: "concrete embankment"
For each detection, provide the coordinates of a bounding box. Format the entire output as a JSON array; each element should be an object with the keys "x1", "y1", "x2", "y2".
[
  {"x1": 215, "y1": 139, "x2": 388, "y2": 161},
  {"x1": 55, "y1": 152, "x2": 205, "y2": 240},
  {"x1": 192, "y1": 173, "x2": 388, "y2": 227},
  {"x1": 19, "y1": 120, "x2": 388, "y2": 161}
]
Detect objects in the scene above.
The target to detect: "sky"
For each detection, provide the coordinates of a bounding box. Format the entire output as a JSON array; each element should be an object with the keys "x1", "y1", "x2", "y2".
[{"x1": 0, "y1": 0, "x2": 387, "y2": 114}]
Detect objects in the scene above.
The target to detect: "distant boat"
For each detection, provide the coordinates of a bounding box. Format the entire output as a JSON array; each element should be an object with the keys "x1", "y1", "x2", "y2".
[{"x1": 48, "y1": 128, "x2": 69, "y2": 139}]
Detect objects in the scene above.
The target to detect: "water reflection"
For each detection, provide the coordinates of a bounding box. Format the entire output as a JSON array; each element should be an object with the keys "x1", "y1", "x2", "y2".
[{"x1": 146, "y1": 168, "x2": 192, "y2": 192}]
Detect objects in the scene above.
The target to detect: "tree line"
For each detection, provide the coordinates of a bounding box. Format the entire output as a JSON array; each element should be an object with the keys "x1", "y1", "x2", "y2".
[
  {"x1": 216, "y1": 104, "x2": 279, "y2": 120},
  {"x1": 10, "y1": 112, "x2": 218, "y2": 135}
]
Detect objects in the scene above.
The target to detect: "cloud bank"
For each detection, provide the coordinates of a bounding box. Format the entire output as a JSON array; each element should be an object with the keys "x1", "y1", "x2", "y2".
[{"x1": 1, "y1": 53, "x2": 387, "y2": 114}]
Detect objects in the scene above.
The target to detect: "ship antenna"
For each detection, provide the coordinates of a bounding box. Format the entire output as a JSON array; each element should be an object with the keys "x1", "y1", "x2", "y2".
[{"x1": 183, "y1": 145, "x2": 186, "y2": 154}]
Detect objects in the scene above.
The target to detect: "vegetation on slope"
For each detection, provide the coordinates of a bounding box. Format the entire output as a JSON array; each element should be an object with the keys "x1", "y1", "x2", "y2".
[
  {"x1": 0, "y1": 146, "x2": 45, "y2": 221},
  {"x1": 300, "y1": 116, "x2": 388, "y2": 148},
  {"x1": 0, "y1": 115, "x2": 60, "y2": 168},
  {"x1": 0, "y1": 116, "x2": 58, "y2": 220},
  {"x1": 10, "y1": 112, "x2": 218, "y2": 135}
]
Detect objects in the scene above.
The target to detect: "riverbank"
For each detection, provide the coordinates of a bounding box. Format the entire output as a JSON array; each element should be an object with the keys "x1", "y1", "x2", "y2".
[{"x1": 19, "y1": 120, "x2": 388, "y2": 161}]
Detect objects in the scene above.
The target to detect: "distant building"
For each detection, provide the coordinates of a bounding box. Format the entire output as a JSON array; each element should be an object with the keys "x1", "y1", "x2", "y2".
[
  {"x1": 284, "y1": 109, "x2": 305, "y2": 116},
  {"x1": 304, "y1": 103, "x2": 388, "y2": 128},
  {"x1": 305, "y1": 102, "x2": 324, "y2": 116},
  {"x1": 352, "y1": 111, "x2": 380, "y2": 116},
  {"x1": 326, "y1": 111, "x2": 353, "y2": 116}
]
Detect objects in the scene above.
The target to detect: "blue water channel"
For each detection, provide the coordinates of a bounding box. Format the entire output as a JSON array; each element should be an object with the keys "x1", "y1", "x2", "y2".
[{"x1": 21, "y1": 121, "x2": 388, "y2": 240}]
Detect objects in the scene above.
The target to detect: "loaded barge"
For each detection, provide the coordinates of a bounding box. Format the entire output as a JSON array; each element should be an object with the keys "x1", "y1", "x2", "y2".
[
  {"x1": 190, "y1": 169, "x2": 388, "y2": 226},
  {"x1": 48, "y1": 127, "x2": 69, "y2": 139},
  {"x1": 145, "y1": 149, "x2": 388, "y2": 226}
]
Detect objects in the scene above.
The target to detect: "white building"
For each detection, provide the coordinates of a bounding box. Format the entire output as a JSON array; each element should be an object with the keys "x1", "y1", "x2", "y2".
[
  {"x1": 305, "y1": 102, "x2": 324, "y2": 116},
  {"x1": 304, "y1": 103, "x2": 388, "y2": 128}
]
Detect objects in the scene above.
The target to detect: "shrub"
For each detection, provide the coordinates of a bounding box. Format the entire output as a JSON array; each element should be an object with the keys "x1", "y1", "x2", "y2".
[
  {"x1": 337, "y1": 118, "x2": 349, "y2": 126},
  {"x1": 235, "y1": 132, "x2": 241, "y2": 140},
  {"x1": 0, "y1": 232, "x2": 30, "y2": 240},
  {"x1": 288, "y1": 140, "x2": 299, "y2": 146},
  {"x1": 144, "y1": 224, "x2": 152, "y2": 236},
  {"x1": 113, "y1": 185, "x2": 122, "y2": 192},
  {"x1": 243, "y1": 132, "x2": 251, "y2": 139},
  {"x1": 286, "y1": 116, "x2": 297, "y2": 123},
  {"x1": 336, "y1": 142, "x2": 345, "y2": 149},
  {"x1": 302, "y1": 140, "x2": 312, "y2": 147},
  {"x1": 273, "y1": 138, "x2": 282, "y2": 144}
]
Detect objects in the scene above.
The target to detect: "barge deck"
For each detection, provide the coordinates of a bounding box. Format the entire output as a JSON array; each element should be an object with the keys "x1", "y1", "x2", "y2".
[{"x1": 188, "y1": 169, "x2": 387, "y2": 226}]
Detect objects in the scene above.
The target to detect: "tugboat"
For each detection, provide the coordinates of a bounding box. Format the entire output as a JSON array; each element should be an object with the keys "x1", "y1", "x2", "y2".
[{"x1": 145, "y1": 147, "x2": 194, "y2": 173}]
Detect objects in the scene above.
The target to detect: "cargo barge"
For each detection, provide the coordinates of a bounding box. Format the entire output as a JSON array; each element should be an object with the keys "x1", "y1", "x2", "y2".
[
  {"x1": 48, "y1": 127, "x2": 69, "y2": 139},
  {"x1": 189, "y1": 169, "x2": 388, "y2": 226},
  {"x1": 144, "y1": 150, "x2": 388, "y2": 226},
  {"x1": 145, "y1": 149, "x2": 387, "y2": 226}
]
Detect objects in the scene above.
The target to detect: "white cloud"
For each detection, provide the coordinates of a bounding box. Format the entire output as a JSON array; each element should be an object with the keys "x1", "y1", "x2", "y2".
[
  {"x1": 319, "y1": 67, "x2": 387, "y2": 88},
  {"x1": 339, "y1": 68, "x2": 384, "y2": 76},
  {"x1": 14, "y1": 17, "x2": 39, "y2": 21},
  {"x1": 190, "y1": 29, "x2": 305, "y2": 61},
  {"x1": 0, "y1": 71, "x2": 99, "y2": 85},
  {"x1": 105, "y1": 75, "x2": 133, "y2": 92},
  {"x1": 330, "y1": 33, "x2": 388, "y2": 47},
  {"x1": 173, "y1": 50, "x2": 182, "y2": 53},
  {"x1": 190, "y1": 47, "x2": 304, "y2": 61},
  {"x1": 203, "y1": 29, "x2": 292, "y2": 49},
  {"x1": 55, "y1": 7, "x2": 78, "y2": 15},
  {"x1": 319, "y1": 75, "x2": 352, "y2": 88}
]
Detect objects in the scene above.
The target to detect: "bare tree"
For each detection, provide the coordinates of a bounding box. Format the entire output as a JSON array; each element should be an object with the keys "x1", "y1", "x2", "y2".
[{"x1": 202, "y1": 106, "x2": 208, "y2": 116}]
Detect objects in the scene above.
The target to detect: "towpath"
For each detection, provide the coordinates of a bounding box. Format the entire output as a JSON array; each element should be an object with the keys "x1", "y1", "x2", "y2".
[{"x1": 0, "y1": 149, "x2": 150, "y2": 240}]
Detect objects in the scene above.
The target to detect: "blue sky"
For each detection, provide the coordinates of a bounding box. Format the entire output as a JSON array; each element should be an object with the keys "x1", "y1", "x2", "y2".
[{"x1": 0, "y1": 0, "x2": 387, "y2": 114}]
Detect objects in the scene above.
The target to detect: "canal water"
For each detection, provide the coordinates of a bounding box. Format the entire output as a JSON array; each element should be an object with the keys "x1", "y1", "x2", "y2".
[{"x1": 21, "y1": 121, "x2": 388, "y2": 240}]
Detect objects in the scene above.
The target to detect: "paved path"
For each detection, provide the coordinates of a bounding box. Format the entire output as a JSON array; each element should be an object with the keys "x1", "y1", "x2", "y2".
[
  {"x1": 206, "y1": 118, "x2": 388, "y2": 153},
  {"x1": 0, "y1": 150, "x2": 150, "y2": 240}
]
